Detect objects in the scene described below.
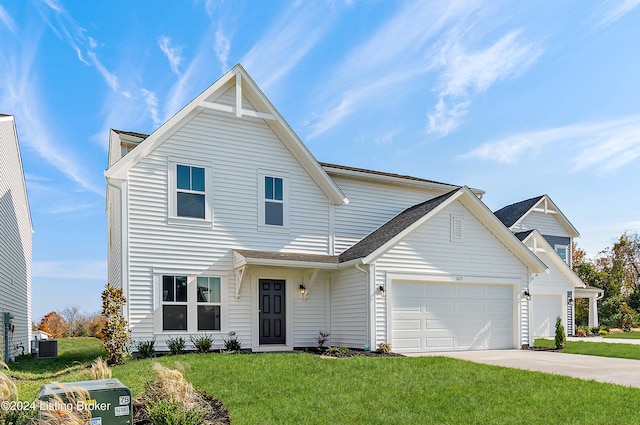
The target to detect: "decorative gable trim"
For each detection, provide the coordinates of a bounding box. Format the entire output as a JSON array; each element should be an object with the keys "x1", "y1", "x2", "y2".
[{"x1": 105, "y1": 64, "x2": 348, "y2": 206}]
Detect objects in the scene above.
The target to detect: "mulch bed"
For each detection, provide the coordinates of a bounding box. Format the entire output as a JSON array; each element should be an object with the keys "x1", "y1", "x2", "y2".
[
  {"x1": 527, "y1": 346, "x2": 562, "y2": 352},
  {"x1": 133, "y1": 393, "x2": 230, "y2": 425},
  {"x1": 301, "y1": 347, "x2": 404, "y2": 358}
]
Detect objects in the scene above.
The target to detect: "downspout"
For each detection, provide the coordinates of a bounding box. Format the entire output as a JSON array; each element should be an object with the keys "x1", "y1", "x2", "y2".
[{"x1": 355, "y1": 262, "x2": 371, "y2": 351}]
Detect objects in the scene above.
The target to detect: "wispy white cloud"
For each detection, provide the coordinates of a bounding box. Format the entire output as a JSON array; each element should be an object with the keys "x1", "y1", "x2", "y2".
[
  {"x1": 140, "y1": 88, "x2": 161, "y2": 128},
  {"x1": 461, "y1": 114, "x2": 640, "y2": 173},
  {"x1": 241, "y1": 1, "x2": 338, "y2": 90},
  {"x1": 307, "y1": 0, "x2": 481, "y2": 139},
  {"x1": 33, "y1": 261, "x2": 107, "y2": 280},
  {"x1": 0, "y1": 5, "x2": 17, "y2": 31},
  {"x1": 591, "y1": 0, "x2": 640, "y2": 29},
  {"x1": 158, "y1": 36, "x2": 184, "y2": 76},
  {"x1": 87, "y1": 51, "x2": 119, "y2": 91},
  {"x1": 427, "y1": 30, "x2": 543, "y2": 136},
  {"x1": 214, "y1": 28, "x2": 231, "y2": 72}
]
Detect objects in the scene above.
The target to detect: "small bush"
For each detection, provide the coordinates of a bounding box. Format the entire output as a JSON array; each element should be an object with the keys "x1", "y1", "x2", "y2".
[
  {"x1": 190, "y1": 334, "x2": 213, "y2": 353},
  {"x1": 555, "y1": 316, "x2": 566, "y2": 349},
  {"x1": 589, "y1": 326, "x2": 600, "y2": 335},
  {"x1": 223, "y1": 334, "x2": 242, "y2": 352},
  {"x1": 576, "y1": 329, "x2": 587, "y2": 337},
  {"x1": 326, "y1": 346, "x2": 351, "y2": 356},
  {"x1": 137, "y1": 338, "x2": 156, "y2": 358},
  {"x1": 599, "y1": 329, "x2": 609, "y2": 335},
  {"x1": 90, "y1": 357, "x2": 112, "y2": 380},
  {"x1": 145, "y1": 399, "x2": 206, "y2": 425},
  {"x1": 101, "y1": 284, "x2": 132, "y2": 365},
  {"x1": 317, "y1": 331, "x2": 330, "y2": 350},
  {"x1": 376, "y1": 342, "x2": 392, "y2": 354},
  {"x1": 167, "y1": 336, "x2": 186, "y2": 355}
]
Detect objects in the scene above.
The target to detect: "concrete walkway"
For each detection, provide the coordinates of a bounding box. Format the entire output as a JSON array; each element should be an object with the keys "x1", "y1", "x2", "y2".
[
  {"x1": 409, "y1": 349, "x2": 640, "y2": 388},
  {"x1": 567, "y1": 336, "x2": 640, "y2": 345}
]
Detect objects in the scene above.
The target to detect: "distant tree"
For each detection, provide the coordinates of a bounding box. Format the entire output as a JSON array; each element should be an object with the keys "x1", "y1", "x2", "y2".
[
  {"x1": 38, "y1": 311, "x2": 67, "y2": 338},
  {"x1": 84, "y1": 313, "x2": 107, "y2": 339},
  {"x1": 61, "y1": 306, "x2": 90, "y2": 337}
]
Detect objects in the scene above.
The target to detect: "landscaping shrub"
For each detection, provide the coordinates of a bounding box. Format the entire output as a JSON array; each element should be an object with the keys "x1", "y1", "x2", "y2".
[
  {"x1": 167, "y1": 336, "x2": 186, "y2": 355},
  {"x1": 555, "y1": 316, "x2": 566, "y2": 349},
  {"x1": 576, "y1": 329, "x2": 587, "y2": 337},
  {"x1": 137, "y1": 339, "x2": 156, "y2": 358},
  {"x1": 599, "y1": 329, "x2": 609, "y2": 335},
  {"x1": 223, "y1": 335, "x2": 242, "y2": 352},
  {"x1": 326, "y1": 346, "x2": 350, "y2": 356},
  {"x1": 589, "y1": 326, "x2": 600, "y2": 335},
  {"x1": 90, "y1": 357, "x2": 112, "y2": 380},
  {"x1": 376, "y1": 342, "x2": 391, "y2": 354},
  {"x1": 316, "y1": 331, "x2": 330, "y2": 350},
  {"x1": 190, "y1": 334, "x2": 214, "y2": 353},
  {"x1": 101, "y1": 284, "x2": 132, "y2": 365},
  {"x1": 145, "y1": 399, "x2": 206, "y2": 425}
]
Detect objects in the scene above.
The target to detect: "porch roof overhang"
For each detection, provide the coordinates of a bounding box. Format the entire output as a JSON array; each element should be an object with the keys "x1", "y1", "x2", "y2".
[
  {"x1": 232, "y1": 249, "x2": 352, "y2": 299},
  {"x1": 575, "y1": 285, "x2": 604, "y2": 298}
]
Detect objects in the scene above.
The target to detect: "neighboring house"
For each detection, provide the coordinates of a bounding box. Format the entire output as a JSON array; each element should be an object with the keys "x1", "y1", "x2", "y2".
[
  {"x1": 34, "y1": 329, "x2": 52, "y2": 340},
  {"x1": 106, "y1": 64, "x2": 581, "y2": 354},
  {"x1": 495, "y1": 196, "x2": 603, "y2": 336},
  {"x1": 0, "y1": 115, "x2": 33, "y2": 361}
]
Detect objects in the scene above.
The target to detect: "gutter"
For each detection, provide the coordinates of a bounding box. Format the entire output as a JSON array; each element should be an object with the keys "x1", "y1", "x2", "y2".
[{"x1": 355, "y1": 262, "x2": 372, "y2": 351}]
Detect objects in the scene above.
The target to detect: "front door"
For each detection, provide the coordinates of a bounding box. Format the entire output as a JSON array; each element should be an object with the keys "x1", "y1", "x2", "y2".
[{"x1": 259, "y1": 279, "x2": 286, "y2": 345}]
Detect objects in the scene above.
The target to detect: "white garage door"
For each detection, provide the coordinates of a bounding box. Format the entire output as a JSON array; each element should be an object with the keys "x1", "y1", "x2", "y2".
[
  {"x1": 391, "y1": 281, "x2": 514, "y2": 353},
  {"x1": 532, "y1": 295, "x2": 562, "y2": 338}
]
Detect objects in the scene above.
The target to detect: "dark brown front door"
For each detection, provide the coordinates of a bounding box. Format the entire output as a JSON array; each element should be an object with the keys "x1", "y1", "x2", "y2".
[{"x1": 259, "y1": 279, "x2": 286, "y2": 345}]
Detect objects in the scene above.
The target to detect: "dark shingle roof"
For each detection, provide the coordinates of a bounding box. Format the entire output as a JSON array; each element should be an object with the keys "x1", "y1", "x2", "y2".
[
  {"x1": 494, "y1": 196, "x2": 545, "y2": 228},
  {"x1": 338, "y1": 188, "x2": 460, "y2": 263},
  {"x1": 235, "y1": 249, "x2": 339, "y2": 264},
  {"x1": 320, "y1": 162, "x2": 459, "y2": 188},
  {"x1": 513, "y1": 230, "x2": 535, "y2": 242},
  {"x1": 112, "y1": 129, "x2": 150, "y2": 139}
]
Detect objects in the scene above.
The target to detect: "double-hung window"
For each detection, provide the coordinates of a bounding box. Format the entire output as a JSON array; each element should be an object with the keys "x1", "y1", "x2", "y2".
[
  {"x1": 162, "y1": 275, "x2": 188, "y2": 331},
  {"x1": 197, "y1": 277, "x2": 221, "y2": 331},
  {"x1": 259, "y1": 171, "x2": 288, "y2": 229},
  {"x1": 177, "y1": 164, "x2": 205, "y2": 219},
  {"x1": 555, "y1": 245, "x2": 570, "y2": 266}
]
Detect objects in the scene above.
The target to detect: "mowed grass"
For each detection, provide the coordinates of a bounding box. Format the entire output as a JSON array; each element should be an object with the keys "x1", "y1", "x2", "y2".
[
  {"x1": 112, "y1": 353, "x2": 640, "y2": 425},
  {"x1": 10, "y1": 338, "x2": 640, "y2": 424},
  {"x1": 605, "y1": 331, "x2": 640, "y2": 339},
  {"x1": 535, "y1": 338, "x2": 640, "y2": 360}
]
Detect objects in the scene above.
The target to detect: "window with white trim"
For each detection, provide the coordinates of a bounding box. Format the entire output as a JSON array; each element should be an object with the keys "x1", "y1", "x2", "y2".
[
  {"x1": 168, "y1": 159, "x2": 212, "y2": 224},
  {"x1": 258, "y1": 171, "x2": 289, "y2": 229},
  {"x1": 197, "y1": 277, "x2": 221, "y2": 331},
  {"x1": 162, "y1": 275, "x2": 188, "y2": 331},
  {"x1": 555, "y1": 244, "x2": 570, "y2": 265}
]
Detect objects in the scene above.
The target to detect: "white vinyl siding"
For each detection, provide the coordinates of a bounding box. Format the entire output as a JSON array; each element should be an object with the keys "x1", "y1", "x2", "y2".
[
  {"x1": 122, "y1": 104, "x2": 332, "y2": 348},
  {"x1": 331, "y1": 175, "x2": 450, "y2": 254},
  {"x1": 0, "y1": 117, "x2": 32, "y2": 361},
  {"x1": 107, "y1": 184, "x2": 122, "y2": 289},
  {"x1": 330, "y1": 267, "x2": 367, "y2": 348},
  {"x1": 512, "y1": 211, "x2": 571, "y2": 237},
  {"x1": 374, "y1": 200, "x2": 529, "y2": 349},
  {"x1": 531, "y1": 295, "x2": 562, "y2": 338}
]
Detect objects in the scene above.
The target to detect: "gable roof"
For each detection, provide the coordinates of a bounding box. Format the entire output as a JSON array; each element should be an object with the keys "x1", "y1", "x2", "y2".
[
  {"x1": 517, "y1": 229, "x2": 585, "y2": 288},
  {"x1": 340, "y1": 186, "x2": 547, "y2": 272},
  {"x1": 494, "y1": 195, "x2": 579, "y2": 238},
  {"x1": 104, "y1": 64, "x2": 348, "y2": 205},
  {"x1": 339, "y1": 189, "x2": 459, "y2": 262}
]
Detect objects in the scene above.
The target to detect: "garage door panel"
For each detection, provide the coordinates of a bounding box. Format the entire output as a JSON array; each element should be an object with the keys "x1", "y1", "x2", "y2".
[{"x1": 392, "y1": 281, "x2": 514, "y2": 352}]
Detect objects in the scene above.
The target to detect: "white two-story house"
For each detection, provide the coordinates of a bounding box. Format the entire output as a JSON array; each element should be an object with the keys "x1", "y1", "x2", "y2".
[
  {"x1": 105, "y1": 65, "x2": 593, "y2": 353},
  {"x1": 0, "y1": 114, "x2": 33, "y2": 361}
]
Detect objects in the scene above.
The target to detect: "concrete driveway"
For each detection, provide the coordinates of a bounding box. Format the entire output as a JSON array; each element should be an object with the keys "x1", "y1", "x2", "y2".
[{"x1": 408, "y1": 349, "x2": 640, "y2": 388}]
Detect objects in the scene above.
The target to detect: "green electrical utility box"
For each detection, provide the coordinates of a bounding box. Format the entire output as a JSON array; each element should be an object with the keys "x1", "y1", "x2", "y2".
[{"x1": 38, "y1": 378, "x2": 132, "y2": 425}]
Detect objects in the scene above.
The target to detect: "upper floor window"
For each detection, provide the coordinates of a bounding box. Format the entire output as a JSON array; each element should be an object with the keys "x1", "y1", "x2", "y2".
[
  {"x1": 555, "y1": 244, "x2": 570, "y2": 265},
  {"x1": 168, "y1": 159, "x2": 212, "y2": 225},
  {"x1": 258, "y1": 171, "x2": 288, "y2": 229}
]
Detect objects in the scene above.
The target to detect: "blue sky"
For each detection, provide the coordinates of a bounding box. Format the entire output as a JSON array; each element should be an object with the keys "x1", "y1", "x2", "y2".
[{"x1": 2, "y1": 0, "x2": 639, "y2": 321}]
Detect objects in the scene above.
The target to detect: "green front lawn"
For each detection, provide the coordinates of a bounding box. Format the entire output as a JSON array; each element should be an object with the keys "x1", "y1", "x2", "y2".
[
  {"x1": 535, "y1": 338, "x2": 640, "y2": 360},
  {"x1": 604, "y1": 331, "x2": 640, "y2": 339},
  {"x1": 10, "y1": 339, "x2": 640, "y2": 424}
]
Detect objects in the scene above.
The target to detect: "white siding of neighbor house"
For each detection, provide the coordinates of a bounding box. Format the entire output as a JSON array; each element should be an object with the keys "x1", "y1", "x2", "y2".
[
  {"x1": 330, "y1": 266, "x2": 368, "y2": 348},
  {"x1": 0, "y1": 117, "x2": 32, "y2": 361},
  {"x1": 512, "y1": 211, "x2": 570, "y2": 237},
  {"x1": 122, "y1": 100, "x2": 333, "y2": 348},
  {"x1": 330, "y1": 175, "x2": 450, "y2": 254},
  {"x1": 373, "y1": 200, "x2": 530, "y2": 346}
]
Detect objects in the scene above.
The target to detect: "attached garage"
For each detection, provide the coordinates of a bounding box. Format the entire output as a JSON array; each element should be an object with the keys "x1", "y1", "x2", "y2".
[
  {"x1": 391, "y1": 281, "x2": 515, "y2": 353},
  {"x1": 531, "y1": 295, "x2": 562, "y2": 338}
]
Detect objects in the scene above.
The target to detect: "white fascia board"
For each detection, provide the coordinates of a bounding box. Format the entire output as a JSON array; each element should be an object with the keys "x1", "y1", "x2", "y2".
[
  {"x1": 512, "y1": 195, "x2": 580, "y2": 238},
  {"x1": 520, "y1": 230, "x2": 585, "y2": 288},
  {"x1": 361, "y1": 189, "x2": 465, "y2": 264}
]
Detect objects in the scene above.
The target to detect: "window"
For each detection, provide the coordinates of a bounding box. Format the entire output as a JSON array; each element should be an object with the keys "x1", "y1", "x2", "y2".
[
  {"x1": 555, "y1": 245, "x2": 569, "y2": 265},
  {"x1": 264, "y1": 176, "x2": 283, "y2": 225},
  {"x1": 197, "y1": 277, "x2": 221, "y2": 331},
  {"x1": 176, "y1": 165, "x2": 205, "y2": 219},
  {"x1": 258, "y1": 171, "x2": 288, "y2": 229},
  {"x1": 162, "y1": 275, "x2": 188, "y2": 331}
]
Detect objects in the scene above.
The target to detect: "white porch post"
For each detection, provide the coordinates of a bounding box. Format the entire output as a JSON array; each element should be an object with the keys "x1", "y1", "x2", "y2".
[{"x1": 588, "y1": 296, "x2": 599, "y2": 328}]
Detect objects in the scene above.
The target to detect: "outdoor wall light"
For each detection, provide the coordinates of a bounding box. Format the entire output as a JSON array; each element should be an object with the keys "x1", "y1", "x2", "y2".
[
  {"x1": 299, "y1": 284, "x2": 308, "y2": 297},
  {"x1": 522, "y1": 290, "x2": 531, "y2": 300},
  {"x1": 378, "y1": 285, "x2": 385, "y2": 295},
  {"x1": 567, "y1": 297, "x2": 574, "y2": 306}
]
